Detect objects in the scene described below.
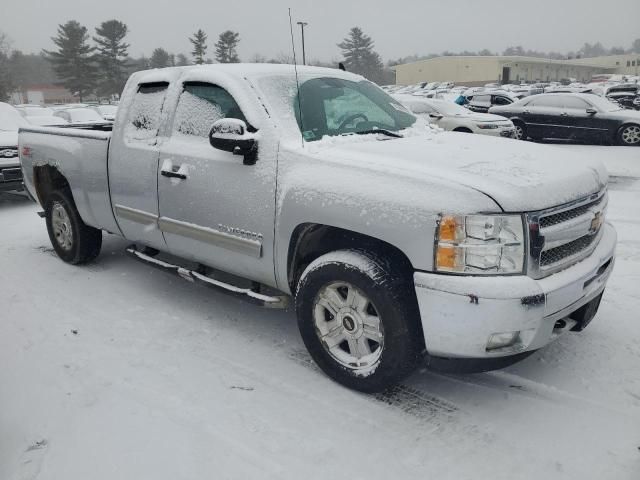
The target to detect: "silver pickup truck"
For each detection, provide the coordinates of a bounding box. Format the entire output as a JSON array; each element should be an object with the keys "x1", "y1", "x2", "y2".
[{"x1": 19, "y1": 65, "x2": 616, "y2": 392}]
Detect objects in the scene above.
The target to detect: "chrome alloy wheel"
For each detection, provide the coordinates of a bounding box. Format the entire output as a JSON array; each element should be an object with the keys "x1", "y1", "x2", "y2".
[
  {"x1": 621, "y1": 125, "x2": 640, "y2": 145},
  {"x1": 513, "y1": 124, "x2": 525, "y2": 140},
  {"x1": 313, "y1": 282, "x2": 384, "y2": 371},
  {"x1": 51, "y1": 202, "x2": 73, "y2": 251}
]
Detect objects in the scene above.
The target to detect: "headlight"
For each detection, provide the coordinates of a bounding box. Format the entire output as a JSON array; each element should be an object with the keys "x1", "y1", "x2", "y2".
[
  {"x1": 435, "y1": 214, "x2": 525, "y2": 274},
  {"x1": 476, "y1": 123, "x2": 499, "y2": 129}
]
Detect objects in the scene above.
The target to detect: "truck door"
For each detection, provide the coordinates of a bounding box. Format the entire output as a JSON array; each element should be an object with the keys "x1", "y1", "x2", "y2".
[
  {"x1": 109, "y1": 82, "x2": 169, "y2": 250},
  {"x1": 156, "y1": 81, "x2": 277, "y2": 286}
]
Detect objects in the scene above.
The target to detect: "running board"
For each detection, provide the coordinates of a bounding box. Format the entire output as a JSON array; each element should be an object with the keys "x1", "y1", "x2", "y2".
[{"x1": 126, "y1": 246, "x2": 288, "y2": 309}]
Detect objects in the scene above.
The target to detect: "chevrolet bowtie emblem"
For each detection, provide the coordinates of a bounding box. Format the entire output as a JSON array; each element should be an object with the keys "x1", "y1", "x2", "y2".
[
  {"x1": 0, "y1": 149, "x2": 17, "y2": 158},
  {"x1": 590, "y1": 211, "x2": 603, "y2": 233}
]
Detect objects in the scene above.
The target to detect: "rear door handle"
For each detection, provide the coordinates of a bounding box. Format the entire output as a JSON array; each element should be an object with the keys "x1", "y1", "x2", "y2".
[{"x1": 161, "y1": 170, "x2": 187, "y2": 180}]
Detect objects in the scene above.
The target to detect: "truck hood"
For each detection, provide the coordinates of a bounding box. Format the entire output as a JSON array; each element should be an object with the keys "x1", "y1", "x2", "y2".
[{"x1": 307, "y1": 132, "x2": 607, "y2": 212}]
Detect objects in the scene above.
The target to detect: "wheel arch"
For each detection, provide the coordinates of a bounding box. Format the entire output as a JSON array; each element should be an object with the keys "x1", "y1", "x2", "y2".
[
  {"x1": 286, "y1": 223, "x2": 415, "y2": 294},
  {"x1": 33, "y1": 164, "x2": 73, "y2": 207}
]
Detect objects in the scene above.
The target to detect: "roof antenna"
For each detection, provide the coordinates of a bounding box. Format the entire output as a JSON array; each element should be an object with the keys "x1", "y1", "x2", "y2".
[{"x1": 289, "y1": 7, "x2": 305, "y2": 148}]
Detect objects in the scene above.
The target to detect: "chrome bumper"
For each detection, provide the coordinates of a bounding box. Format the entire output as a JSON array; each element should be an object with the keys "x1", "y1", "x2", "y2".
[{"x1": 414, "y1": 222, "x2": 616, "y2": 359}]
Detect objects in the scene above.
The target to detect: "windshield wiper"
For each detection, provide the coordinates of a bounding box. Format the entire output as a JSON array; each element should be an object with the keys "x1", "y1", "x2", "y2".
[{"x1": 355, "y1": 129, "x2": 403, "y2": 138}]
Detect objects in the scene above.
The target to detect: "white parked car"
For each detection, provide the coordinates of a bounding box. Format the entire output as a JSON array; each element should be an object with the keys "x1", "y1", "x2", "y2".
[
  {"x1": 26, "y1": 116, "x2": 69, "y2": 127},
  {"x1": 0, "y1": 102, "x2": 28, "y2": 192},
  {"x1": 394, "y1": 96, "x2": 515, "y2": 137},
  {"x1": 91, "y1": 104, "x2": 118, "y2": 121},
  {"x1": 53, "y1": 107, "x2": 109, "y2": 124},
  {"x1": 15, "y1": 105, "x2": 56, "y2": 118}
]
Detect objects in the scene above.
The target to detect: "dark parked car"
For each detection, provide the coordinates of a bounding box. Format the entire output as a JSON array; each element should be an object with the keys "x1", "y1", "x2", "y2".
[
  {"x1": 607, "y1": 91, "x2": 640, "y2": 110},
  {"x1": 489, "y1": 93, "x2": 640, "y2": 146},
  {"x1": 465, "y1": 92, "x2": 515, "y2": 113}
]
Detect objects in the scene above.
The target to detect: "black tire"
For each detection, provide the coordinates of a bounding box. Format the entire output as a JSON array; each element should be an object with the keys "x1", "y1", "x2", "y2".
[
  {"x1": 295, "y1": 249, "x2": 422, "y2": 393},
  {"x1": 45, "y1": 190, "x2": 102, "y2": 264},
  {"x1": 616, "y1": 124, "x2": 640, "y2": 146},
  {"x1": 513, "y1": 121, "x2": 527, "y2": 140}
]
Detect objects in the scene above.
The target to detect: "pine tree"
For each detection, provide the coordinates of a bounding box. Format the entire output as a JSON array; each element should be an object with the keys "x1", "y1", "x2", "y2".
[
  {"x1": 176, "y1": 53, "x2": 190, "y2": 66},
  {"x1": 189, "y1": 29, "x2": 207, "y2": 65},
  {"x1": 0, "y1": 32, "x2": 13, "y2": 101},
  {"x1": 93, "y1": 19, "x2": 129, "y2": 98},
  {"x1": 43, "y1": 20, "x2": 98, "y2": 101},
  {"x1": 337, "y1": 27, "x2": 384, "y2": 83},
  {"x1": 215, "y1": 31, "x2": 240, "y2": 63},
  {"x1": 150, "y1": 48, "x2": 171, "y2": 68}
]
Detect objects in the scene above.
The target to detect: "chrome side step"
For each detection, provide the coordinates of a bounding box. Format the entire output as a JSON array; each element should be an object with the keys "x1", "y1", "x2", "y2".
[{"x1": 126, "y1": 246, "x2": 288, "y2": 309}]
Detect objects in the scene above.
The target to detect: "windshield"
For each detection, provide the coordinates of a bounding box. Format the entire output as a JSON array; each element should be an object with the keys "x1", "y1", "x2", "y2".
[
  {"x1": 257, "y1": 75, "x2": 415, "y2": 142},
  {"x1": 430, "y1": 101, "x2": 472, "y2": 116},
  {"x1": 0, "y1": 104, "x2": 29, "y2": 131},
  {"x1": 97, "y1": 105, "x2": 118, "y2": 115}
]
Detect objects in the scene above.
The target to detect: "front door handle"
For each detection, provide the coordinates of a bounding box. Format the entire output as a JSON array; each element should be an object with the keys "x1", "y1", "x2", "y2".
[{"x1": 161, "y1": 170, "x2": 187, "y2": 180}]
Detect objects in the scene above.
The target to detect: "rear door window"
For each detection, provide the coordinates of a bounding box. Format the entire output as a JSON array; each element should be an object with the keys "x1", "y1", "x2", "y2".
[{"x1": 125, "y1": 82, "x2": 169, "y2": 141}]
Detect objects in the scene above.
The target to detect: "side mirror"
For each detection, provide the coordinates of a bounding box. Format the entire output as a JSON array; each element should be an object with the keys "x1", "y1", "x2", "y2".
[
  {"x1": 209, "y1": 118, "x2": 258, "y2": 165},
  {"x1": 586, "y1": 107, "x2": 597, "y2": 115}
]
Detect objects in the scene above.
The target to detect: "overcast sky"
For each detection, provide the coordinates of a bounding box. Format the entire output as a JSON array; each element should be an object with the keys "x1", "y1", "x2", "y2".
[{"x1": 3, "y1": 0, "x2": 639, "y2": 62}]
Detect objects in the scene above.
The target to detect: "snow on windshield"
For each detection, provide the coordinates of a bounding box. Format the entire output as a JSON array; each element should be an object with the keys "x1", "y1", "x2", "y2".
[
  {"x1": 173, "y1": 90, "x2": 224, "y2": 137},
  {"x1": 255, "y1": 75, "x2": 416, "y2": 143},
  {"x1": 0, "y1": 104, "x2": 29, "y2": 131},
  {"x1": 68, "y1": 109, "x2": 103, "y2": 122}
]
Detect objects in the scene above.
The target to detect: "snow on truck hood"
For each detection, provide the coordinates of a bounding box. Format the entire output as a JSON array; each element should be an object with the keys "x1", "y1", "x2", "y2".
[
  {"x1": 308, "y1": 132, "x2": 607, "y2": 212},
  {"x1": 0, "y1": 130, "x2": 18, "y2": 147}
]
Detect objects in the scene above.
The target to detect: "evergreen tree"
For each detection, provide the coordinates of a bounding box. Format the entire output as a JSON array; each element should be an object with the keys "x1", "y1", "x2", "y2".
[
  {"x1": 337, "y1": 27, "x2": 384, "y2": 83},
  {"x1": 189, "y1": 29, "x2": 208, "y2": 65},
  {"x1": 150, "y1": 48, "x2": 171, "y2": 68},
  {"x1": 176, "y1": 53, "x2": 190, "y2": 66},
  {"x1": 93, "y1": 19, "x2": 130, "y2": 97},
  {"x1": 43, "y1": 20, "x2": 98, "y2": 101},
  {"x1": 0, "y1": 32, "x2": 13, "y2": 101},
  {"x1": 215, "y1": 31, "x2": 240, "y2": 63}
]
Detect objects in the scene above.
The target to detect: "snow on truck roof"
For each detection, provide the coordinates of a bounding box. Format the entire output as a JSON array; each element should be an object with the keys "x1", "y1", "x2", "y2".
[{"x1": 130, "y1": 63, "x2": 362, "y2": 84}]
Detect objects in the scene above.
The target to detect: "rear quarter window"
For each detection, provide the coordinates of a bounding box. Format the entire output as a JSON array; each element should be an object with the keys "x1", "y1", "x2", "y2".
[{"x1": 125, "y1": 82, "x2": 169, "y2": 141}]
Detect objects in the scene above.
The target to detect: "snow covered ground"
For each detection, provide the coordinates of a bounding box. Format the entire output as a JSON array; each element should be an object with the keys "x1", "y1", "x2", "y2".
[{"x1": 1, "y1": 145, "x2": 639, "y2": 480}]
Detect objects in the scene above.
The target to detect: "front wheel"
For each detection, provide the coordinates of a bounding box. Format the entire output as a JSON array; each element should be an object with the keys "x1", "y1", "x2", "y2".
[
  {"x1": 617, "y1": 124, "x2": 640, "y2": 146},
  {"x1": 513, "y1": 121, "x2": 527, "y2": 140},
  {"x1": 45, "y1": 190, "x2": 102, "y2": 264},
  {"x1": 295, "y1": 250, "x2": 422, "y2": 392}
]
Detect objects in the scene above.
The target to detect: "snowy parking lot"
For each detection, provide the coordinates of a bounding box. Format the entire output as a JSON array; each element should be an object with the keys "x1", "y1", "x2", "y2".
[{"x1": 1, "y1": 144, "x2": 639, "y2": 480}]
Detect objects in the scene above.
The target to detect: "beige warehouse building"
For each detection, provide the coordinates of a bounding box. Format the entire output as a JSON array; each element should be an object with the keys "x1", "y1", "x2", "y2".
[{"x1": 394, "y1": 54, "x2": 640, "y2": 86}]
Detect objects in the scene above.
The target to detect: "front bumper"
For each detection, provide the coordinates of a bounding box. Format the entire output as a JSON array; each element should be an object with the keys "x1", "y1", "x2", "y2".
[{"x1": 414, "y1": 222, "x2": 616, "y2": 360}]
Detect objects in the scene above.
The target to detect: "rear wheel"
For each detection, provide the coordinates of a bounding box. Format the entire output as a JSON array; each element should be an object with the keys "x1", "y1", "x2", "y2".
[
  {"x1": 513, "y1": 121, "x2": 527, "y2": 140},
  {"x1": 295, "y1": 250, "x2": 422, "y2": 392},
  {"x1": 45, "y1": 190, "x2": 102, "y2": 264},
  {"x1": 617, "y1": 124, "x2": 640, "y2": 146}
]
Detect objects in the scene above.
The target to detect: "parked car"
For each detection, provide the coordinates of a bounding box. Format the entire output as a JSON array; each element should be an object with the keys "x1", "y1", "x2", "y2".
[
  {"x1": 91, "y1": 104, "x2": 119, "y2": 121},
  {"x1": 606, "y1": 91, "x2": 640, "y2": 110},
  {"x1": 394, "y1": 95, "x2": 515, "y2": 137},
  {"x1": 26, "y1": 116, "x2": 69, "y2": 127},
  {"x1": 0, "y1": 102, "x2": 28, "y2": 192},
  {"x1": 15, "y1": 105, "x2": 56, "y2": 118},
  {"x1": 490, "y1": 93, "x2": 640, "y2": 145},
  {"x1": 53, "y1": 107, "x2": 110, "y2": 124},
  {"x1": 466, "y1": 92, "x2": 515, "y2": 113},
  {"x1": 20, "y1": 64, "x2": 616, "y2": 392}
]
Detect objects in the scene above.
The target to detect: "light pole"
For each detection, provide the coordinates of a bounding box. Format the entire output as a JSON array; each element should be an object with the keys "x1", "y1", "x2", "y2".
[{"x1": 297, "y1": 21, "x2": 308, "y2": 65}]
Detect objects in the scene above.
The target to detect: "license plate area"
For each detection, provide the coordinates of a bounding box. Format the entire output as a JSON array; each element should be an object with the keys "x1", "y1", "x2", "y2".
[{"x1": 569, "y1": 292, "x2": 603, "y2": 332}]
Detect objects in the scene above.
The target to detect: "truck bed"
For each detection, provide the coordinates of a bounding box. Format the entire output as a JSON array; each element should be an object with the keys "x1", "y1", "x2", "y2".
[{"x1": 19, "y1": 125, "x2": 121, "y2": 235}]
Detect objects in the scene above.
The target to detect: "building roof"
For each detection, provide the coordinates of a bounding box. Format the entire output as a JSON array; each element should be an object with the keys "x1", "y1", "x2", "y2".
[{"x1": 393, "y1": 55, "x2": 616, "y2": 70}]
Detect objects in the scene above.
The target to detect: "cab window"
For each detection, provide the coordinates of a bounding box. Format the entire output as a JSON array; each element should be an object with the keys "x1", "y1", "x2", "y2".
[
  {"x1": 126, "y1": 82, "x2": 169, "y2": 141},
  {"x1": 173, "y1": 82, "x2": 246, "y2": 138}
]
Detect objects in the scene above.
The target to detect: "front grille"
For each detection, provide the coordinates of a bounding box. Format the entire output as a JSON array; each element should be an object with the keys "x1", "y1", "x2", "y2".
[
  {"x1": 540, "y1": 234, "x2": 598, "y2": 266},
  {"x1": 539, "y1": 196, "x2": 604, "y2": 228},
  {"x1": 527, "y1": 190, "x2": 606, "y2": 278},
  {"x1": 0, "y1": 147, "x2": 18, "y2": 158}
]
